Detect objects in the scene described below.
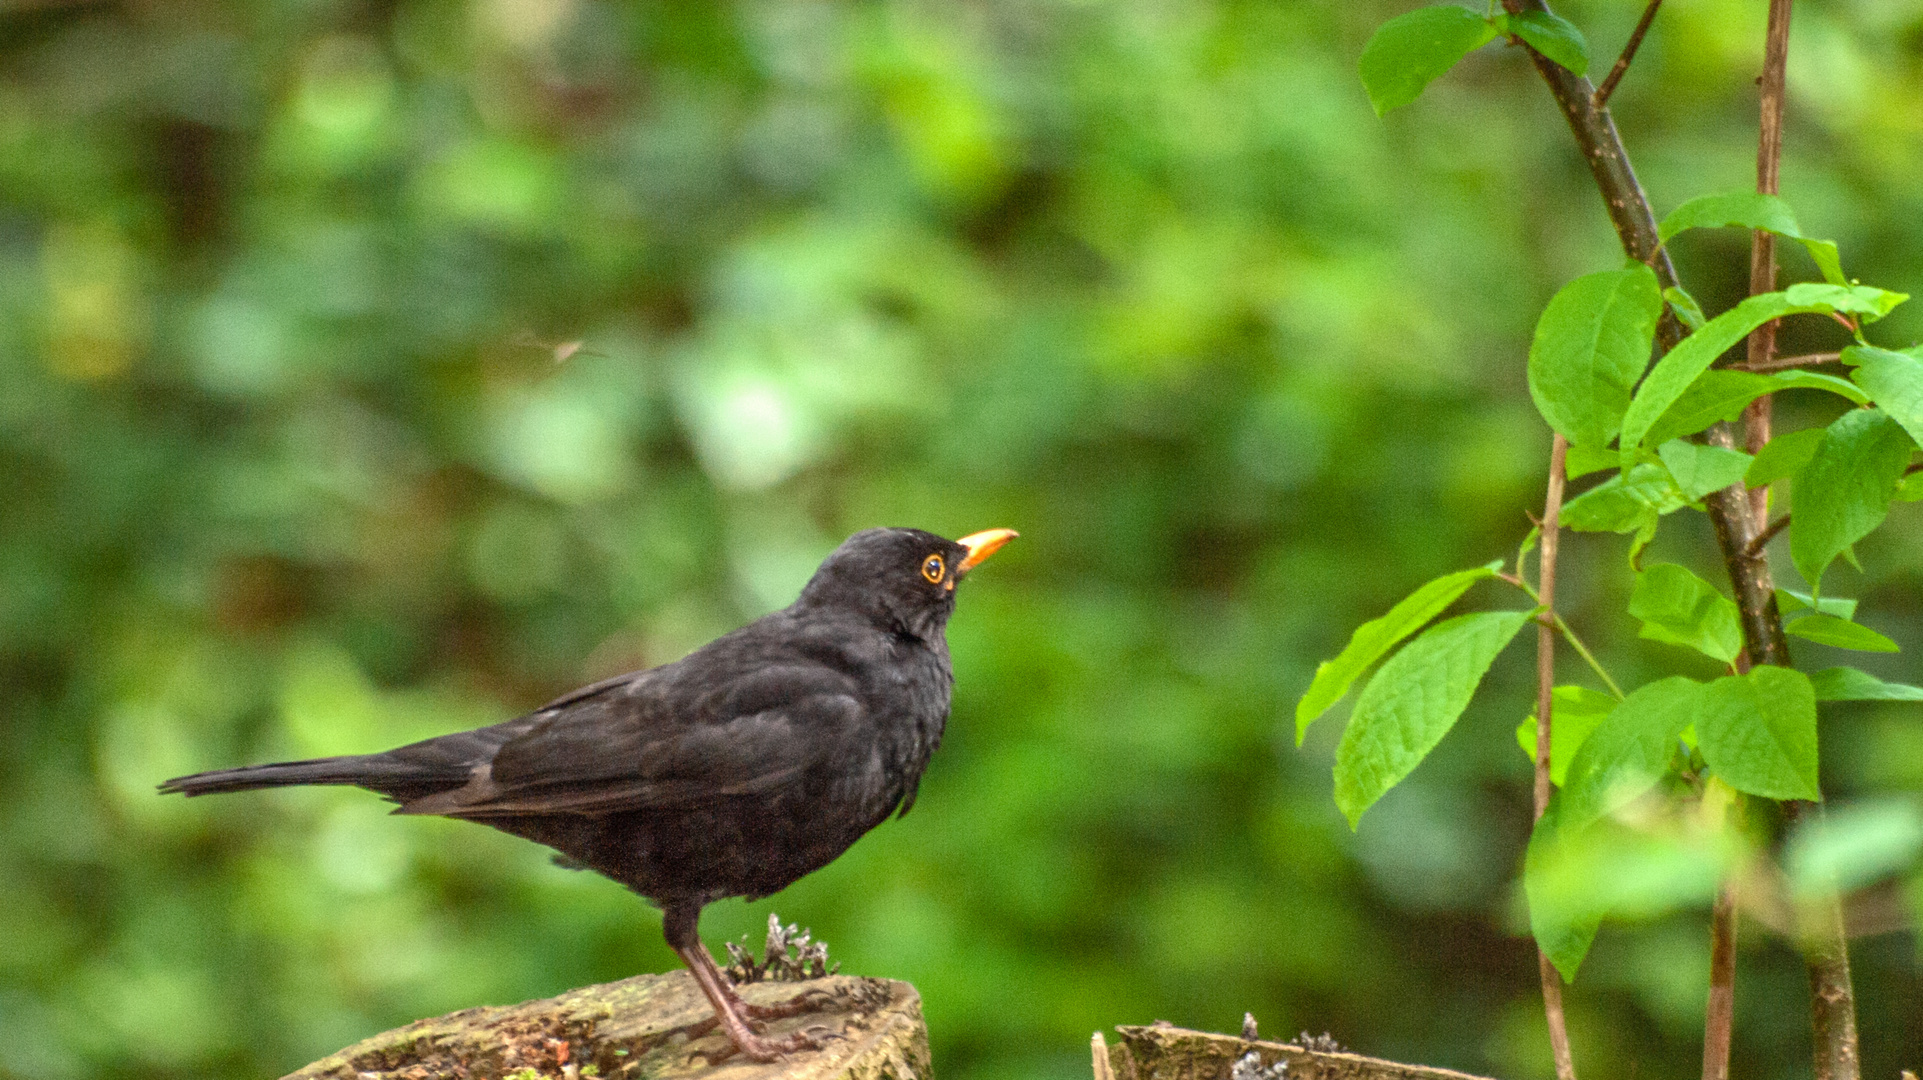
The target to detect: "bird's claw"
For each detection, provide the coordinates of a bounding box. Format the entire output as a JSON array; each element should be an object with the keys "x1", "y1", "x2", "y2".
[{"x1": 741, "y1": 986, "x2": 837, "y2": 1020}]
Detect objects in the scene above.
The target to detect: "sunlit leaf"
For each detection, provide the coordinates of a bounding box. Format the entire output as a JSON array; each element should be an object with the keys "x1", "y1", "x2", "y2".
[
  {"x1": 1745, "y1": 428, "x2": 1827, "y2": 488},
  {"x1": 1506, "y1": 10, "x2": 1588, "y2": 75},
  {"x1": 1658, "y1": 190, "x2": 1846, "y2": 285},
  {"x1": 1698, "y1": 666, "x2": 1820, "y2": 801},
  {"x1": 1333, "y1": 610, "x2": 1533, "y2": 827},
  {"x1": 1516, "y1": 684, "x2": 1619, "y2": 786},
  {"x1": 1785, "y1": 613, "x2": 1900, "y2": 653},
  {"x1": 1295, "y1": 561, "x2": 1502, "y2": 743},
  {"x1": 1778, "y1": 589, "x2": 1857, "y2": 620},
  {"x1": 1560, "y1": 676, "x2": 1699, "y2": 832},
  {"x1": 1629, "y1": 563, "x2": 1742, "y2": 664},
  {"x1": 1849, "y1": 346, "x2": 1923, "y2": 450},
  {"x1": 1655, "y1": 440, "x2": 1751, "y2": 503},
  {"x1": 1527, "y1": 266, "x2": 1661, "y2": 448}
]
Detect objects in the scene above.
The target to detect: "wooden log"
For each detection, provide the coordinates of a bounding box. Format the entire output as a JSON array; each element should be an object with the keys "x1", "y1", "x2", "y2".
[
  {"x1": 287, "y1": 972, "x2": 929, "y2": 1080},
  {"x1": 1102, "y1": 1023, "x2": 1499, "y2": 1080}
]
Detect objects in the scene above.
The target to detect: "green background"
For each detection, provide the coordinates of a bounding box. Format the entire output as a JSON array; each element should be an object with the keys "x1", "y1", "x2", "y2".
[{"x1": 4, "y1": 1, "x2": 1922, "y2": 1078}]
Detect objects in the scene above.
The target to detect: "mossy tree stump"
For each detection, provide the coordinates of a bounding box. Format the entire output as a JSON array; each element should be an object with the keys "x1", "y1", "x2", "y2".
[
  {"x1": 1098, "y1": 1023, "x2": 1499, "y2": 1080},
  {"x1": 288, "y1": 972, "x2": 928, "y2": 1080}
]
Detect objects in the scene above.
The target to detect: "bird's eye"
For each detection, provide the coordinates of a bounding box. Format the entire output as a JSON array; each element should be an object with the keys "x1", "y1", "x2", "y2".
[{"x1": 921, "y1": 554, "x2": 945, "y2": 583}]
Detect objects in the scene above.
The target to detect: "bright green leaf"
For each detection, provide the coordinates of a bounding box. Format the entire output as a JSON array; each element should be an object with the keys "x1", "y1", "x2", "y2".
[
  {"x1": 1561, "y1": 676, "x2": 1702, "y2": 832},
  {"x1": 1791, "y1": 408, "x2": 1914, "y2": 596},
  {"x1": 1359, "y1": 6, "x2": 1498, "y2": 116},
  {"x1": 1809, "y1": 666, "x2": 1923, "y2": 702},
  {"x1": 1657, "y1": 191, "x2": 1845, "y2": 285},
  {"x1": 1295, "y1": 562, "x2": 1502, "y2": 744},
  {"x1": 1785, "y1": 613, "x2": 1900, "y2": 653},
  {"x1": 1562, "y1": 463, "x2": 1687, "y2": 534},
  {"x1": 1333, "y1": 610, "x2": 1533, "y2": 827},
  {"x1": 1849, "y1": 346, "x2": 1923, "y2": 450},
  {"x1": 1656, "y1": 440, "x2": 1752, "y2": 502},
  {"x1": 1778, "y1": 589, "x2": 1857, "y2": 620},
  {"x1": 1564, "y1": 443, "x2": 1619, "y2": 479},
  {"x1": 1784, "y1": 282, "x2": 1906, "y2": 320},
  {"x1": 1746, "y1": 428, "x2": 1827, "y2": 488},
  {"x1": 1507, "y1": 10, "x2": 1588, "y2": 75},
  {"x1": 1664, "y1": 287, "x2": 1707, "y2": 332},
  {"x1": 1645, "y1": 370, "x2": 1777, "y2": 448},
  {"x1": 1527, "y1": 266, "x2": 1661, "y2": 448},
  {"x1": 1698, "y1": 666, "x2": 1820, "y2": 801},
  {"x1": 1897, "y1": 472, "x2": 1923, "y2": 502},
  {"x1": 1517, "y1": 684, "x2": 1619, "y2": 786},
  {"x1": 1525, "y1": 798, "x2": 1602, "y2": 981},
  {"x1": 1629, "y1": 563, "x2": 1743, "y2": 664},
  {"x1": 1771, "y1": 369, "x2": 1869, "y2": 404}
]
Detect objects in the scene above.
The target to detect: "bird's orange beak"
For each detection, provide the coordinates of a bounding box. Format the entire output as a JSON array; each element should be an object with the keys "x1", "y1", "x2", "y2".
[{"x1": 956, "y1": 528, "x2": 1018, "y2": 575}]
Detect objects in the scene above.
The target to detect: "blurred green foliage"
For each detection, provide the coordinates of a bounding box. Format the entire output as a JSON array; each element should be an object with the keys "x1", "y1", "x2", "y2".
[{"x1": 3, "y1": 1, "x2": 1923, "y2": 1079}]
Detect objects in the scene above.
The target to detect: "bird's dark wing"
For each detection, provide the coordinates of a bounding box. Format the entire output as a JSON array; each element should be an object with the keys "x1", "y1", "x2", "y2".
[{"x1": 397, "y1": 661, "x2": 866, "y2": 817}]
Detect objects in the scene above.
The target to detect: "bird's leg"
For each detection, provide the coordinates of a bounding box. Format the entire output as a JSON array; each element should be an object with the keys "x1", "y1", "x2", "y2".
[{"x1": 664, "y1": 905, "x2": 834, "y2": 1062}]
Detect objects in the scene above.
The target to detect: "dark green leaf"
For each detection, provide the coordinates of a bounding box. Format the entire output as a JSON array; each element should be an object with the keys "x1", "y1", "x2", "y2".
[
  {"x1": 1655, "y1": 440, "x2": 1752, "y2": 502},
  {"x1": 1516, "y1": 684, "x2": 1619, "y2": 786},
  {"x1": 1526, "y1": 266, "x2": 1661, "y2": 448},
  {"x1": 1333, "y1": 610, "x2": 1533, "y2": 827},
  {"x1": 1746, "y1": 428, "x2": 1827, "y2": 488},
  {"x1": 1507, "y1": 10, "x2": 1588, "y2": 75},
  {"x1": 1525, "y1": 798, "x2": 1602, "y2": 981},
  {"x1": 1849, "y1": 346, "x2": 1923, "y2": 449},
  {"x1": 1296, "y1": 561, "x2": 1502, "y2": 744},
  {"x1": 1629, "y1": 563, "x2": 1743, "y2": 664},
  {"x1": 1785, "y1": 613, "x2": 1900, "y2": 653},
  {"x1": 1561, "y1": 676, "x2": 1702, "y2": 832},
  {"x1": 1359, "y1": 6, "x2": 1498, "y2": 116},
  {"x1": 1698, "y1": 667, "x2": 1820, "y2": 801},
  {"x1": 1809, "y1": 666, "x2": 1923, "y2": 701},
  {"x1": 1791, "y1": 408, "x2": 1914, "y2": 596}
]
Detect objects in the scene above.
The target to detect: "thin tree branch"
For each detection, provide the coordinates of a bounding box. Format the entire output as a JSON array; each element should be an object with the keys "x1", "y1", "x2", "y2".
[
  {"x1": 1703, "y1": 884, "x2": 1739, "y2": 1080},
  {"x1": 1745, "y1": 513, "x2": 1791, "y2": 558},
  {"x1": 1736, "y1": 351, "x2": 1843, "y2": 374},
  {"x1": 1533, "y1": 434, "x2": 1577, "y2": 1080},
  {"x1": 1742, "y1": 0, "x2": 1793, "y2": 531},
  {"x1": 1591, "y1": 0, "x2": 1664, "y2": 109}
]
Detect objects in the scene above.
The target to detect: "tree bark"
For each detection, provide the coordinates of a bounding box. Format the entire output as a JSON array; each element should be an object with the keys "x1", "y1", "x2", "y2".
[{"x1": 288, "y1": 972, "x2": 929, "y2": 1080}]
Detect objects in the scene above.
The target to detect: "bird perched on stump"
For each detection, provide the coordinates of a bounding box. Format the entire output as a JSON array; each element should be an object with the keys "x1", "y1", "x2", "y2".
[{"x1": 161, "y1": 526, "x2": 1017, "y2": 1062}]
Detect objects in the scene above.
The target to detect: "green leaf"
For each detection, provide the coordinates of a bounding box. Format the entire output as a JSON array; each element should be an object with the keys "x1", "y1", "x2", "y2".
[
  {"x1": 1897, "y1": 472, "x2": 1923, "y2": 502},
  {"x1": 1809, "y1": 666, "x2": 1923, "y2": 702},
  {"x1": 1786, "y1": 800, "x2": 1923, "y2": 899},
  {"x1": 1563, "y1": 462, "x2": 1687, "y2": 533},
  {"x1": 1746, "y1": 428, "x2": 1827, "y2": 488},
  {"x1": 1664, "y1": 287, "x2": 1707, "y2": 332},
  {"x1": 1333, "y1": 610, "x2": 1533, "y2": 827},
  {"x1": 1564, "y1": 443, "x2": 1619, "y2": 479},
  {"x1": 1698, "y1": 666, "x2": 1820, "y2": 801},
  {"x1": 1771, "y1": 369, "x2": 1869, "y2": 404},
  {"x1": 1506, "y1": 10, "x2": 1588, "y2": 75},
  {"x1": 1849, "y1": 346, "x2": 1923, "y2": 450},
  {"x1": 1655, "y1": 440, "x2": 1752, "y2": 502},
  {"x1": 1525, "y1": 798, "x2": 1603, "y2": 981},
  {"x1": 1516, "y1": 684, "x2": 1619, "y2": 786},
  {"x1": 1526, "y1": 266, "x2": 1661, "y2": 448},
  {"x1": 1778, "y1": 589, "x2": 1858, "y2": 620},
  {"x1": 1785, "y1": 613, "x2": 1900, "y2": 653},
  {"x1": 1791, "y1": 408, "x2": 1915, "y2": 596},
  {"x1": 1657, "y1": 191, "x2": 1846, "y2": 285},
  {"x1": 1358, "y1": 6, "x2": 1498, "y2": 116},
  {"x1": 1561, "y1": 676, "x2": 1702, "y2": 832},
  {"x1": 1644, "y1": 370, "x2": 1777, "y2": 448},
  {"x1": 1295, "y1": 562, "x2": 1502, "y2": 744},
  {"x1": 1783, "y1": 281, "x2": 1907, "y2": 321},
  {"x1": 1628, "y1": 563, "x2": 1743, "y2": 664}
]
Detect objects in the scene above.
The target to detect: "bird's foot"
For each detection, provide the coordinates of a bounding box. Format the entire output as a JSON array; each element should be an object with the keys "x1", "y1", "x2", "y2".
[
  {"x1": 739, "y1": 986, "x2": 837, "y2": 1020},
  {"x1": 691, "y1": 1022, "x2": 842, "y2": 1065}
]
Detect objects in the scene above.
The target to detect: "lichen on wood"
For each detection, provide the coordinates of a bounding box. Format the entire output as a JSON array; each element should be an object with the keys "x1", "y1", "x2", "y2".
[
  {"x1": 287, "y1": 972, "x2": 928, "y2": 1080},
  {"x1": 1103, "y1": 1024, "x2": 1498, "y2": 1080}
]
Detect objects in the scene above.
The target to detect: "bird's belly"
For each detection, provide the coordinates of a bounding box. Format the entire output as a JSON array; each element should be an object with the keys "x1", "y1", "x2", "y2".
[{"x1": 486, "y1": 781, "x2": 903, "y2": 905}]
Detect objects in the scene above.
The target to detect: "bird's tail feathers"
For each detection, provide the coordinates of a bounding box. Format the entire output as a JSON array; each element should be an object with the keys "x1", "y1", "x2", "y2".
[{"x1": 157, "y1": 755, "x2": 464, "y2": 800}]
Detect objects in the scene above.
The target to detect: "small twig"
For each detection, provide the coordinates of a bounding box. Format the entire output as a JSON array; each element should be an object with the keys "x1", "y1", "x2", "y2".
[
  {"x1": 1592, "y1": 0, "x2": 1664, "y2": 109},
  {"x1": 1499, "y1": 572, "x2": 1627, "y2": 700},
  {"x1": 1532, "y1": 434, "x2": 1578, "y2": 1080},
  {"x1": 1736, "y1": 351, "x2": 1844, "y2": 374},
  {"x1": 1746, "y1": 513, "x2": 1791, "y2": 557}
]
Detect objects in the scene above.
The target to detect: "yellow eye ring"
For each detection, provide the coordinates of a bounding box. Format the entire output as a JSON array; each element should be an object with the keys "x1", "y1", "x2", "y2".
[{"x1": 921, "y1": 554, "x2": 945, "y2": 583}]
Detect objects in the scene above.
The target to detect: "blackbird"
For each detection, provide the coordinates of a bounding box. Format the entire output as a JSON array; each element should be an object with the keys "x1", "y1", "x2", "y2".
[{"x1": 160, "y1": 525, "x2": 1016, "y2": 1061}]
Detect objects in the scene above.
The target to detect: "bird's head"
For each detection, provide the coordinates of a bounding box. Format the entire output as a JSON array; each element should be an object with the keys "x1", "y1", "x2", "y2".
[{"x1": 795, "y1": 526, "x2": 1017, "y2": 638}]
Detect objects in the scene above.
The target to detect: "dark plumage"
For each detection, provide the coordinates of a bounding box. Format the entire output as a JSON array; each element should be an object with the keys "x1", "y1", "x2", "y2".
[{"x1": 160, "y1": 525, "x2": 1016, "y2": 1061}]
